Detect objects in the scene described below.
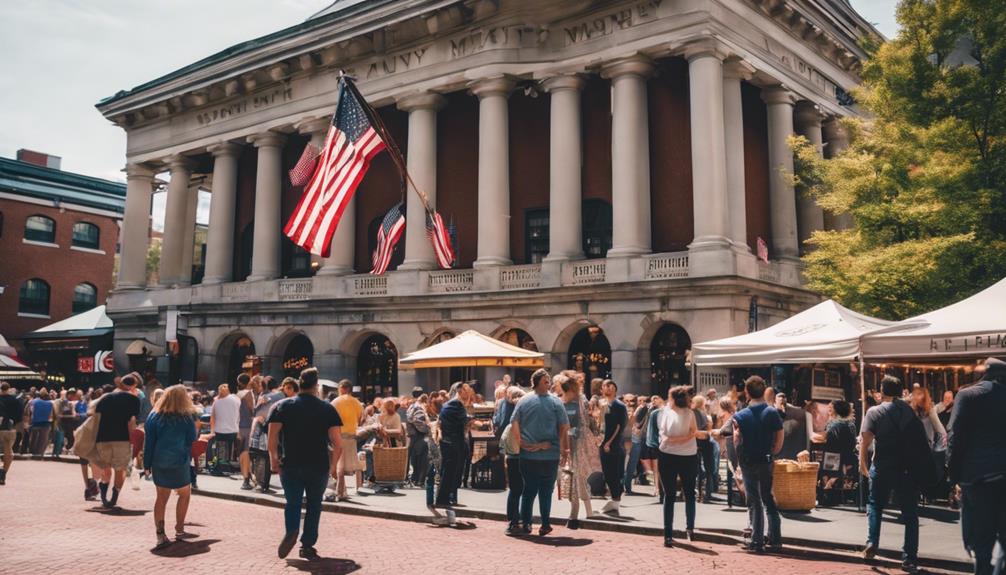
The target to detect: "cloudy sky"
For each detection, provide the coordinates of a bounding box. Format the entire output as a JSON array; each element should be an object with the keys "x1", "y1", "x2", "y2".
[{"x1": 0, "y1": 0, "x2": 899, "y2": 229}]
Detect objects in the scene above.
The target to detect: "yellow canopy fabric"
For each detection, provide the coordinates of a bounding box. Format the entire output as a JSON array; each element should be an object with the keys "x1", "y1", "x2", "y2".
[{"x1": 399, "y1": 330, "x2": 545, "y2": 369}]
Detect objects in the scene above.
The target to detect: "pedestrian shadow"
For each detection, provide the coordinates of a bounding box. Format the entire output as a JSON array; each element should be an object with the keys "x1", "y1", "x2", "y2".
[
  {"x1": 150, "y1": 538, "x2": 220, "y2": 558},
  {"x1": 670, "y1": 542, "x2": 718, "y2": 556},
  {"x1": 426, "y1": 520, "x2": 478, "y2": 530},
  {"x1": 517, "y1": 536, "x2": 593, "y2": 547},
  {"x1": 589, "y1": 513, "x2": 636, "y2": 523},
  {"x1": 86, "y1": 506, "x2": 149, "y2": 517},
  {"x1": 917, "y1": 505, "x2": 959, "y2": 523},
  {"x1": 285, "y1": 557, "x2": 360, "y2": 574},
  {"x1": 780, "y1": 511, "x2": 830, "y2": 523}
]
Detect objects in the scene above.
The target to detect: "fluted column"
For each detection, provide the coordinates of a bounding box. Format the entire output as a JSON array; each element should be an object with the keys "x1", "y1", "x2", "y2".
[
  {"x1": 723, "y1": 59, "x2": 752, "y2": 251},
  {"x1": 159, "y1": 155, "x2": 194, "y2": 287},
  {"x1": 471, "y1": 76, "x2": 516, "y2": 268},
  {"x1": 762, "y1": 87, "x2": 800, "y2": 262},
  {"x1": 117, "y1": 163, "x2": 156, "y2": 289},
  {"x1": 543, "y1": 74, "x2": 585, "y2": 262},
  {"x1": 246, "y1": 131, "x2": 286, "y2": 281},
  {"x1": 202, "y1": 142, "x2": 241, "y2": 284},
  {"x1": 397, "y1": 93, "x2": 446, "y2": 270},
  {"x1": 178, "y1": 181, "x2": 200, "y2": 286},
  {"x1": 823, "y1": 117, "x2": 853, "y2": 230},
  {"x1": 602, "y1": 56, "x2": 654, "y2": 258},
  {"x1": 795, "y1": 101, "x2": 825, "y2": 251},
  {"x1": 685, "y1": 42, "x2": 731, "y2": 252}
]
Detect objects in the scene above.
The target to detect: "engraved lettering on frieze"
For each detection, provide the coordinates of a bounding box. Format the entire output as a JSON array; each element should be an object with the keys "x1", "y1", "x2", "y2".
[
  {"x1": 764, "y1": 37, "x2": 838, "y2": 99},
  {"x1": 563, "y1": 1, "x2": 663, "y2": 46},
  {"x1": 196, "y1": 85, "x2": 293, "y2": 126},
  {"x1": 365, "y1": 46, "x2": 429, "y2": 79},
  {"x1": 449, "y1": 26, "x2": 522, "y2": 60}
]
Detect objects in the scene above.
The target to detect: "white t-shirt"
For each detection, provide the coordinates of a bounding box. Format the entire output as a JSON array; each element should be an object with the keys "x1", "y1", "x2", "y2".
[
  {"x1": 211, "y1": 394, "x2": 241, "y2": 434},
  {"x1": 658, "y1": 405, "x2": 697, "y2": 456}
]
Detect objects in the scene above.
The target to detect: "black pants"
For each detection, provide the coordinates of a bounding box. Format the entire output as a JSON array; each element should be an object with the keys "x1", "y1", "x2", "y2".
[
  {"x1": 600, "y1": 444, "x2": 625, "y2": 500},
  {"x1": 61, "y1": 419, "x2": 79, "y2": 450},
  {"x1": 250, "y1": 448, "x2": 271, "y2": 489},
  {"x1": 435, "y1": 440, "x2": 465, "y2": 507},
  {"x1": 961, "y1": 479, "x2": 1006, "y2": 575},
  {"x1": 408, "y1": 435, "x2": 429, "y2": 485},
  {"x1": 506, "y1": 457, "x2": 523, "y2": 527},
  {"x1": 696, "y1": 440, "x2": 716, "y2": 498},
  {"x1": 658, "y1": 452, "x2": 698, "y2": 537}
]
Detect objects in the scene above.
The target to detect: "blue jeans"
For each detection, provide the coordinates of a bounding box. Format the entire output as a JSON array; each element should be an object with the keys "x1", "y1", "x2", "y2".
[
  {"x1": 280, "y1": 466, "x2": 330, "y2": 547},
  {"x1": 711, "y1": 441, "x2": 721, "y2": 492},
  {"x1": 519, "y1": 458, "x2": 558, "y2": 528},
  {"x1": 623, "y1": 439, "x2": 643, "y2": 493},
  {"x1": 961, "y1": 479, "x2": 1006, "y2": 575},
  {"x1": 741, "y1": 462, "x2": 781, "y2": 547},
  {"x1": 867, "y1": 466, "x2": 919, "y2": 560}
]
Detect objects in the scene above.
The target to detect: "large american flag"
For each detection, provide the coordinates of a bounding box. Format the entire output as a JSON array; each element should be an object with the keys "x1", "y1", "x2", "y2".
[
  {"x1": 284, "y1": 79, "x2": 386, "y2": 257},
  {"x1": 371, "y1": 202, "x2": 405, "y2": 275}
]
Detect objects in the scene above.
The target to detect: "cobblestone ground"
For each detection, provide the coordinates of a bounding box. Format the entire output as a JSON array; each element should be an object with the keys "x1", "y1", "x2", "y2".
[{"x1": 1, "y1": 460, "x2": 901, "y2": 575}]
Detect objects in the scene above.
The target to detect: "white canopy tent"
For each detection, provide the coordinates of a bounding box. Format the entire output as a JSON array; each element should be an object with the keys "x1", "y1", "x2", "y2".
[
  {"x1": 399, "y1": 330, "x2": 544, "y2": 369},
  {"x1": 862, "y1": 277, "x2": 1006, "y2": 360},
  {"x1": 692, "y1": 300, "x2": 895, "y2": 367},
  {"x1": 0, "y1": 333, "x2": 43, "y2": 381}
]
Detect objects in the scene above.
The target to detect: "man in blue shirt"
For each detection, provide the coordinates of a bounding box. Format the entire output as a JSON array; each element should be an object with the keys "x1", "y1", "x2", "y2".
[
  {"x1": 435, "y1": 382, "x2": 473, "y2": 510},
  {"x1": 733, "y1": 375, "x2": 784, "y2": 553},
  {"x1": 510, "y1": 369, "x2": 570, "y2": 536},
  {"x1": 28, "y1": 393, "x2": 54, "y2": 456}
]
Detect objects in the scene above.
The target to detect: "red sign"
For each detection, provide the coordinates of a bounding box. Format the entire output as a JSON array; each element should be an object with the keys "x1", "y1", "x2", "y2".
[{"x1": 77, "y1": 356, "x2": 95, "y2": 373}]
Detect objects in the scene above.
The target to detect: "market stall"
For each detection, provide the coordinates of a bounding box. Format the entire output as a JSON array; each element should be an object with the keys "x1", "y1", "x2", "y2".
[
  {"x1": 19, "y1": 305, "x2": 115, "y2": 390},
  {"x1": 0, "y1": 334, "x2": 43, "y2": 385}
]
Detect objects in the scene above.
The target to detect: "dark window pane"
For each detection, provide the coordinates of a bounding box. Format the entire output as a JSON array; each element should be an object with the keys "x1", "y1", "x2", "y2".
[
  {"x1": 72, "y1": 283, "x2": 97, "y2": 314},
  {"x1": 72, "y1": 222, "x2": 100, "y2": 249},
  {"x1": 525, "y1": 209, "x2": 549, "y2": 264},
  {"x1": 582, "y1": 199, "x2": 612, "y2": 259},
  {"x1": 19, "y1": 278, "x2": 50, "y2": 315},
  {"x1": 25, "y1": 216, "x2": 55, "y2": 243}
]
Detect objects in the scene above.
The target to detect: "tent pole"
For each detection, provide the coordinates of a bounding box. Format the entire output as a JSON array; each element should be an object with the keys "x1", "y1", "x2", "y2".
[{"x1": 858, "y1": 356, "x2": 866, "y2": 513}]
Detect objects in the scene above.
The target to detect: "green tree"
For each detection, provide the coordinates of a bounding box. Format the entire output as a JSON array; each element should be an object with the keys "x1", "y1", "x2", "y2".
[{"x1": 796, "y1": 0, "x2": 1006, "y2": 320}]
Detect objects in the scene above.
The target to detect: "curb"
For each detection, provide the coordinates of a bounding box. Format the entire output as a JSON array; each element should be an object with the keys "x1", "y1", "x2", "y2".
[{"x1": 17, "y1": 455, "x2": 971, "y2": 572}]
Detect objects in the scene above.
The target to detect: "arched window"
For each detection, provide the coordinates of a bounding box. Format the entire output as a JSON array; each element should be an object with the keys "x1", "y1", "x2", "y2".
[
  {"x1": 582, "y1": 199, "x2": 612, "y2": 259},
  {"x1": 650, "y1": 324, "x2": 692, "y2": 398},
  {"x1": 24, "y1": 215, "x2": 56, "y2": 243},
  {"x1": 72, "y1": 282, "x2": 98, "y2": 314},
  {"x1": 72, "y1": 222, "x2": 100, "y2": 249},
  {"x1": 19, "y1": 278, "x2": 50, "y2": 316}
]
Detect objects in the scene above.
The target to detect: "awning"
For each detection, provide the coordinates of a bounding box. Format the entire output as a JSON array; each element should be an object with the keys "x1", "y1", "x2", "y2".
[
  {"x1": 692, "y1": 300, "x2": 895, "y2": 367},
  {"x1": 862, "y1": 277, "x2": 1006, "y2": 360},
  {"x1": 399, "y1": 330, "x2": 545, "y2": 369},
  {"x1": 21, "y1": 305, "x2": 114, "y2": 340},
  {"x1": 125, "y1": 339, "x2": 165, "y2": 356}
]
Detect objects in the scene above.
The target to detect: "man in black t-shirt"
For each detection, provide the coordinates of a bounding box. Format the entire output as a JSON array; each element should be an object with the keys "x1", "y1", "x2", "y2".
[
  {"x1": 268, "y1": 367, "x2": 343, "y2": 561},
  {"x1": 0, "y1": 382, "x2": 22, "y2": 485},
  {"x1": 600, "y1": 380, "x2": 627, "y2": 515},
  {"x1": 94, "y1": 374, "x2": 141, "y2": 508}
]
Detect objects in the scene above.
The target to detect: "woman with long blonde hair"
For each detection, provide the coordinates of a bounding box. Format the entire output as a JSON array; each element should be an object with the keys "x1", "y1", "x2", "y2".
[{"x1": 143, "y1": 384, "x2": 198, "y2": 548}]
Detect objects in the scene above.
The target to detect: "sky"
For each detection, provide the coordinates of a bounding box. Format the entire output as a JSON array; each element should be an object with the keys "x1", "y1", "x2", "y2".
[{"x1": 0, "y1": 0, "x2": 900, "y2": 230}]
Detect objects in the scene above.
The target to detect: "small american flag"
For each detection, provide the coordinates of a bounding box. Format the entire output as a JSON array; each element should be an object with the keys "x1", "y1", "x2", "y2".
[
  {"x1": 426, "y1": 210, "x2": 455, "y2": 269},
  {"x1": 284, "y1": 78, "x2": 386, "y2": 257},
  {"x1": 757, "y1": 237, "x2": 770, "y2": 263},
  {"x1": 371, "y1": 202, "x2": 405, "y2": 275}
]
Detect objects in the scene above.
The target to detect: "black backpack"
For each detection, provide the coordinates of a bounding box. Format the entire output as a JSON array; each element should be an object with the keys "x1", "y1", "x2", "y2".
[{"x1": 889, "y1": 402, "x2": 942, "y2": 490}]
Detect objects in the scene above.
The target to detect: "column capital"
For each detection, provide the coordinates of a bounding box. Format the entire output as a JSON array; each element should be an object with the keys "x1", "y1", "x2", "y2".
[
  {"x1": 207, "y1": 141, "x2": 243, "y2": 158},
  {"x1": 396, "y1": 92, "x2": 446, "y2": 112},
  {"x1": 761, "y1": 86, "x2": 796, "y2": 107},
  {"x1": 247, "y1": 131, "x2": 287, "y2": 148},
  {"x1": 723, "y1": 57, "x2": 756, "y2": 81},
  {"x1": 600, "y1": 54, "x2": 655, "y2": 80},
  {"x1": 680, "y1": 38, "x2": 730, "y2": 62},
  {"x1": 794, "y1": 101, "x2": 824, "y2": 126},
  {"x1": 124, "y1": 163, "x2": 155, "y2": 180},
  {"x1": 468, "y1": 75, "x2": 517, "y2": 99},
  {"x1": 294, "y1": 117, "x2": 331, "y2": 137},
  {"x1": 542, "y1": 73, "x2": 585, "y2": 93},
  {"x1": 165, "y1": 155, "x2": 195, "y2": 172}
]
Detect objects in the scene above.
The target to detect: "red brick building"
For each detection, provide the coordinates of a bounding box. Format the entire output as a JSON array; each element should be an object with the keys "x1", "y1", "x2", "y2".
[{"x1": 0, "y1": 150, "x2": 126, "y2": 352}]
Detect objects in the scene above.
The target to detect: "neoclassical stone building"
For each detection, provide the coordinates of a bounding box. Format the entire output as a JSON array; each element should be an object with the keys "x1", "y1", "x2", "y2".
[{"x1": 97, "y1": 0, "x2": 879, "y2": 399}]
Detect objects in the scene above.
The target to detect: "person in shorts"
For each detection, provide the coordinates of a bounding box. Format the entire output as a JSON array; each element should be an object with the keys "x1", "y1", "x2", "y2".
[
  {"x1": 0, "y1": 382, "x2": 21, "y2": 485},
  {"x1": 94, "y1": 373, "x2": 142, "y2": 508},
  {"x1": 331, "y1": 379, "x2": 364, "y2": 501}
]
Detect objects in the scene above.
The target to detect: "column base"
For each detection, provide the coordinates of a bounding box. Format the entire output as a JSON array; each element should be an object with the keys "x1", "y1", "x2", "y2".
[
  {"x1": 473, "y1": 256, "x2": 513, "y2": 269},
  {"x1": 606, "y1": 246, "x2": 650, "y2": 258},
  {"x1": 776, "y1": 257, "x2": 805, "y2": 287},
  {"x1": 246, "y1": 274, "x2": 278, "y2": 283},
  {"x1": 201, "y1": 276, "x2": 232, "y2": 286},
  {"x1": 687, "y1": 238, "x2": 736, "y2": 278},
  {"x1": 114, "y1": 282, "x2": 147, "y2": 291},
  {"x1": 397, "y1": 259, "x2": 436, "y2": 272},
  {"x1": 316, "y1": 265, "x2": 355, "y2": 277},
  {"x1": 542, "y1": 251, "x2": 583, "y2": 263}
]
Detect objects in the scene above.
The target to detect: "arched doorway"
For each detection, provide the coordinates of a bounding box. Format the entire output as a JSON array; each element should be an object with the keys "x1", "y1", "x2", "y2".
[
  {"x1": 356, "y1": 334, "x2": 398, "y2": 404},
  {"x1": 227, "y1": 335, "x2": 257, "y2": 391},
  {"x1": 498, "y1": 328, "x2": 539, "y2": 388},
  {"x1": 568, "y1": 325, "x2": 611, "y2": 383},
  {"x1": 650, "y1": 323, "x2": 692, "y2": 398},
  {"x1": 282, "y1": 334, "x2": 314, "y2": 378}
]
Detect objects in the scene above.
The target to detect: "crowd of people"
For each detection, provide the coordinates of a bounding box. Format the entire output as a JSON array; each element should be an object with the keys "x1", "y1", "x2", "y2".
[{"x1": 0, "y1": 356, "x2": 1004, "y2": 574}]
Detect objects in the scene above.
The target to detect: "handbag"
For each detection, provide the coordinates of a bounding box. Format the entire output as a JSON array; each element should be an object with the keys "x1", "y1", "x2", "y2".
[
  {"x1": 73, "y1": 412, "x2": 101, "y2": 462},
  {"x1": 499, "y1": 423, "x2": 520, "y2": 457}
]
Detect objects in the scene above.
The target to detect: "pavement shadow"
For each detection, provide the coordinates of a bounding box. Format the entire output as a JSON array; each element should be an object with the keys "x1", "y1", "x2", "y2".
[
  {"x1": 918, "y1": 506, "x2": 959, "y2": 523},
  {"x1": 780, "y1": 511, "x2": 830, "y2": 523},
  {"x1": 427, "y1": 520, "x2": 478, "y2": 530},
  {"x1": 589, "y1": 513, "x2": 636, "y2": 522},
  {"x1": 517, "y1": 536, "x2": 593, "y2": 547},
  {"x1": 670, "y1": 542, "x2": 719, "y2": 556},
  {"x1": 86, "y1": 506, "x2": 149, "y2": 517},
  {"x1": 150, "y1": 538, "x2": 221, "y2": 558},
  {"x1": 285, "y1": 557, "x2": 361, "y2": 574}
]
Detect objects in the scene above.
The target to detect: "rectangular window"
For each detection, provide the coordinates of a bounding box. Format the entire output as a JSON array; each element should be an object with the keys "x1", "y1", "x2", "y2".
[{"x1": 525, "y1": 209, "x2": 549, "y2": 264}]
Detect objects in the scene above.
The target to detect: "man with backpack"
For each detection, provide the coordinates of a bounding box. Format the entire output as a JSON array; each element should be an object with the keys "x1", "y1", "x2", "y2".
[
  {"x1": 860, "y1": 375, "x2": 927, "y2": 574},
  {"x1": 733, "y1": 375, "x2": 784, "y2": 553}
]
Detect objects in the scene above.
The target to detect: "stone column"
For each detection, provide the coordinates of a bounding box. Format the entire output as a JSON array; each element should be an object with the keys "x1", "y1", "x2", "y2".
[
  {"x1": 178, "y1": 181, "x2": 200, "y2": 286},
  {"x1": 397, "y1": 93, "x2": 446, "y2": 270},
  {"x1": 794, "y1": 101, "x2": 825, "y2": 251},
  {"x1": 158, "y1": 155, "x2": 194, "y2": 287},
  {"x1": 117, "y1": 163, "x2": 156, "y2": 289},
  {"x1": 823, "y1": 117, "x2": 853, "y2": 230},
  {"x1": 246, "y1": 131, "x2": 286, "y2": 281},
  {"x1": 543, "y1": 74, "x2": 585, "y2": 262},
  {"x1": 762, "y1": 87, "x2": 800, "y2": 262},
  {"x1": 471, "y1": 76, "x2": 516, "y2": 268},
  {"x1": 602, "y1": 55, "x2": 654, "y2": 258},
  {"x1": 685, "y1": 42, "x2": 732, "y2": 254},
  {"x1": 202, "y1": 142, "x2": 241, "y2": 285},
  {"x1": 723, "y1": 59, "x2": 753, "y2": 251}
]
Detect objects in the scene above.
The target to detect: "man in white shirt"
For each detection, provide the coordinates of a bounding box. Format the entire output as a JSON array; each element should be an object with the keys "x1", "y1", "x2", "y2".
[{"x1": 209, "y1": 384, "x2": 241, "y2": 475}]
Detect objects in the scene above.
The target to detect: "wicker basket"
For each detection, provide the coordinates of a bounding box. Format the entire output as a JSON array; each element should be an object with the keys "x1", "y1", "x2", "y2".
[
  {"x1": 773, "y1": 460, "x2": 819, "y2": 511},
  {"x1": 373, "y1": 445, "x2": 408, "y2": 483}
]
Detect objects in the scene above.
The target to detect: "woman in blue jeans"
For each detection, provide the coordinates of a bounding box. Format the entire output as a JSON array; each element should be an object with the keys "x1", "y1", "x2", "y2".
[{"x1": 144, "y1": 385, "x2": 198, "y2": 548}]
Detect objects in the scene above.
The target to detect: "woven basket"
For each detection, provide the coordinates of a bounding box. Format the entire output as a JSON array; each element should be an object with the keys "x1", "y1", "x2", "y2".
[
  {"x1": 773, "y1": 460, "x2": 819, "y2": 511},
  {"x1": 373, "y1": 445, "x2": 408, "y2": 482}
]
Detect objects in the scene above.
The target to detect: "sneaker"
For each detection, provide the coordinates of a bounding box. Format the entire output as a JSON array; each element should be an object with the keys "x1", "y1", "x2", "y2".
[
  {"x1": 241, "y1": 478, "x2": 253, "y2": 491},
  {"x1": 663, "y1": 537, "x2": 674, "y2": 548},
  {"x1": 765, "y1": 541, "x2": 782, "y2": 553},
  {"x1": 519, "y1": 524, "x2": 532, "y2": 535},
  {"x1": 601, "y1": 500, "x2": 620, "y2": 515},
  {"x1": 862, "y1": 543, "x2": 878, "y2": 561},
  {"x1": 277, "y1": 532, "x2": 298, "y2": 559},
  {"x1": 901, "y1": 559, "x2": 919, "y2": 574},
  {"x1": 567, "y1": 519, "x2": 580, "y2": 530},
  {"x1": 155, "y1": 531, "x2": 171, "y2": 549},
  {"x1": 299, "y1": 546, "x2": 320, "y2": 561},
  {"x1": 98, "y1": 482, "x2": 109, "y2": 506},
  {"x1": 685, "y1": 528, "x2": 694, "y2": 542},
  {"x1": 0, "y1": 468, "x2": 6, "y2": 485},
  {"x1": 539, "y1": 525, "x2": 553, "y2": 537},
  {"x1": 505, "y1": 524, "x2": 520, "y2": 536},
  {"x1": 108, "y1": 487, "x2": 121, "y2": 508}
]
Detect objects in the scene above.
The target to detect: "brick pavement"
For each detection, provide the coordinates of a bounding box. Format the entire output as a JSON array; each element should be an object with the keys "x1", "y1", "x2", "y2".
[{"x1": 0, "y1": 460, "x2": 924, "y2": 575}]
